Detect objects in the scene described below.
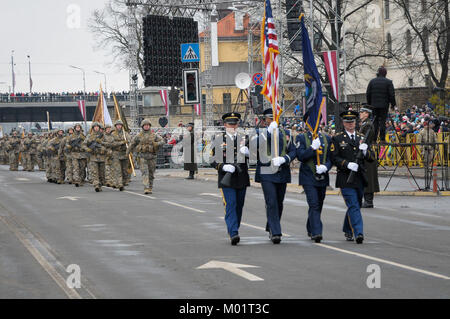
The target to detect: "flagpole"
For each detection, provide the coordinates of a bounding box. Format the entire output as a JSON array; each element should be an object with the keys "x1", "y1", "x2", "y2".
[{"x1": 27, "y1": 55, "x2": 32, "y2": 94}]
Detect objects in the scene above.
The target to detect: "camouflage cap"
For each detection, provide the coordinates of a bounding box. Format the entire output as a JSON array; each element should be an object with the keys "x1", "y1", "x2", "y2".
[{"x1": 114, "y1": 120, "x2": 124, "y2": 126}]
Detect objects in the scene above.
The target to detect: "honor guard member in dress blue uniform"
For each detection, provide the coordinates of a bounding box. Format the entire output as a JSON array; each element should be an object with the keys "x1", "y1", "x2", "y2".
[
  {"x1": 296, "y1": 126, "x2": 332, "y2": 243},
  {"x1": 330, "y1": 110, "x2": 376, "y2": 244},
  {"x1": 254, "y1": 109, "x2": 297, "y2": 244},
  {"x1": 211, "y1": 112, "x2": 250, "y2": 245}
]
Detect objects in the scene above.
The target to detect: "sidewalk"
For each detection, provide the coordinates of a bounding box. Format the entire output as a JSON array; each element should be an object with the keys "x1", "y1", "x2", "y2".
[{"x1": 156, "y1": 167, "x2": 450, "y2": 197}]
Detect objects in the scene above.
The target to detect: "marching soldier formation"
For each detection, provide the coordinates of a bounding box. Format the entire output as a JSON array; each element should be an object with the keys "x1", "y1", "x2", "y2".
[{"x1": 1, "y1": 109, "x2": 383, "y2": 246}]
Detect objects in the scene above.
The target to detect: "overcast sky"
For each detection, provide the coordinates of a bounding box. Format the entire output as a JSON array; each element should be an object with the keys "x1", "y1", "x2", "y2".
[{"x1": 0, "y1": 0, "x2": 130, "y2": 94}]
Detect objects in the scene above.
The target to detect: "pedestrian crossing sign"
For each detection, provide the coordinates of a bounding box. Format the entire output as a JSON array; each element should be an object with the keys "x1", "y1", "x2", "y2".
[{"x1": 181, "y1": 43, "x2": 200, "y2": 63}]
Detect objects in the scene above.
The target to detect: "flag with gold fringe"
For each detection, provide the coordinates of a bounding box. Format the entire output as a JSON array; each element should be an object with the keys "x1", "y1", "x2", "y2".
[{"x1": 92, "y1": 85, "x2": 112, "y2": 127}]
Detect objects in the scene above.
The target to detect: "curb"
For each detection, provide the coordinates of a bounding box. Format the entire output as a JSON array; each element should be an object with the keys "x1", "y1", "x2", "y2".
[{"x1": 159, "y1": 172, "x2": 449, "y2": 197}]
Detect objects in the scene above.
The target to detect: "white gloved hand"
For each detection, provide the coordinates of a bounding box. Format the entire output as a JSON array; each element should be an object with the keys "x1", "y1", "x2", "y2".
[
  {"x1": 359, "y1": 143, "x2": 368, "y2": 156},
  {"x1": 347, "y1": 162, "x2": 359, "y2": 172},
  {"x1": 272, "y1": 156, "x2": 286, "y2": 167},
  {"x1": 240, "y1": 146, "x2": 249, "y2": 156},
  {"x1": 315, "y1": 164, "x2": 328, "y2": 174},
  {"x1": 222, "y1": 164, "x2": 236, "y2": 173},
  {"x1": 311, "y1": 137, "x2": 321, "y2": 150},
  {"x1": 267, "y1": 121, "x2": 278, "y2": 135}
]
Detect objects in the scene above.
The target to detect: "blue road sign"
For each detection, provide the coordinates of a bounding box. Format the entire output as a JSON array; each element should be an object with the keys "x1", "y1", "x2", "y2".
[{"x1": 181, "y1": 43, "x2": 200, "y2": 63}]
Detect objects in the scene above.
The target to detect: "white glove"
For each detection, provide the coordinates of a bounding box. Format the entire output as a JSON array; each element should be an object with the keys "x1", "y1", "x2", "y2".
[
  {"x1": 240, "y1": 146, "x2": 249, "y2": 156},
  {"x1": 315, "y1": 164, "x2": 328, "y2": 174},
  {"x1": 311, "y1": 137, "x2": 321, "y2": 150},
  {"x1": 267, "y1": 121, "x2": 278, "y2": 135},
  {"x1": 359, "y1": 143, "x2": 368, "y2": 156},
  {"x1": 272, "y1": 156, "x2": 286, "y2": 167},
  {"x1": 222, "y1": 164, "x2": 236, "y2": 173},
  {"x1": 347, "y1": 162, "x2": 359, "y2": 172}
]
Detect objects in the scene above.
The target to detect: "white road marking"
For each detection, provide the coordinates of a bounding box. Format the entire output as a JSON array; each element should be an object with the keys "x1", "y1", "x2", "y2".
[
  {"x1": 15, "y1": 177, "x2": 30, "y2": 181},
  {"x1": 123, "y1": 190, "x2": 156, "y2": 200},
  {"x1": 162, "y1": 200, "x2": 206, "y2": 213},
  {"x1": 197, "y1": 260, "x2": 264, "y2": 281},
  {"x1": 315, "y1": 243, "x2": 450, "y2": 280},
  {"x1": 57, "y1": 196, "x2": 81, "y2": 201},
  {"x1": 200, "y1": 193, "x2": 222, "y2": 198}
]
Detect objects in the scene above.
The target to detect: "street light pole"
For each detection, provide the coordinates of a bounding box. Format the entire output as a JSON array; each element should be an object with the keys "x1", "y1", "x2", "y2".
[
  {"x1": 94, "y1": 71, "x2": 107, "y2": 99},
  {"x1": 27, "y1": 55, "x2": 32, "y2": 94},
  {"x1": 69, "y1": 65, "x2": 87, "y2": 132}
]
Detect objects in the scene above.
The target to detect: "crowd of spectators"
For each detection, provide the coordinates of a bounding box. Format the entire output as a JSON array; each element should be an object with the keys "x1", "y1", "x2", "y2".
[{"x1": 0, "y1": 91, "x2": 132, "y2": 103}]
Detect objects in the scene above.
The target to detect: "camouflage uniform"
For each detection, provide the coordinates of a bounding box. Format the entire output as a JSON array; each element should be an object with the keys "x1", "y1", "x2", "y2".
[
  {"x1": 106, "y1": 120, "x2": 131, "y2": 190},
  {"x1": 43, "y1": 133, "x2": 54, "y2": 182},
  {"x1": 127, "y1": 119, "x2": 164, "y2": 194},
  {"x1": 21, "y1": 133, "x2": 38, "y2": 171},
  {"x1": 60, "y1": 128, "x2": 74, "y2": 184},
  {"x1": 36, "y1": 135, "x2": 46, "y2": 171},
  {"x1": 67, "y1": 124, "x2": 87, "y2": 187},
  {"x1": 6, "y1": 132, "x2": 21, "y2": 171},
  {"x1": 0, "y1": 136, "x2": 7, "y2": 165},
  {"x1": 103, "y1": 125, "x2": 115, "y2": 187},
  {"x1": 416, "y1": 125, "x2": 437, "y2": 166},
  {"x1": 47, "y1": 129, "x2": 66, "y2": 184},
  {"x1": 83, "y1": 122, "x2": 107, "y2": 192}
]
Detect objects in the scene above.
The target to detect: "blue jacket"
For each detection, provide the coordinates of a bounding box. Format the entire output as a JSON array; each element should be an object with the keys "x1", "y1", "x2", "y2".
[
  {"x1": 255, "y1": 128, "x2": 297, "y2": 184},
  {"x1": 296, "y1": 131, "x2": 332, "y2": 187}
]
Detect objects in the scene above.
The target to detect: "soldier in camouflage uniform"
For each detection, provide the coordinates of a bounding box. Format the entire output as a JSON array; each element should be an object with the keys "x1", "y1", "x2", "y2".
[
  {"x1": 83, "y1": 122, "x2": 107, "y2": 192},
  {"x1": 0, "y1": 135, "x2": 7, "y2": 165},
  {"x1": 127, "y1": 119, "x2": 164, "y2": 194},
  {"x1": 109, "y1": 120, "x2": 131, "y2": 191},
  {"x1": 48, "y1": 129, "x2": 66, "y2": 184},
  {"x1": 103, "y1": 124, "x2": 115, "y2": 187},
  {"x1": 67, "y1": 123, "x2": 87, "y2": 187},
  {"x1": 7, "y1": 131, "x2": 21, "y2": 171},
  {"x1": 36, "y1": 134, "x2": 46, "y2": 171},
  {"x1": 24, "y1": 132, "x2": 38, "y2": 171},
  {"x1": 416, "y1": 120, "x2": 437, "y2": 167},
  {"x1": 43, "y1": 132, "x2": 54, "y2": 182},
  {"x1": 60, "y1": 127, "x2": 74, "y2": 184}
]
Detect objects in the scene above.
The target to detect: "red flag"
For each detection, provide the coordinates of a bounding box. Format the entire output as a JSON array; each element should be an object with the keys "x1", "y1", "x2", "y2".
[
  {"x1": 194, "y1": 104, "x2": 201, "y2": 116},
  {"x1": 159, "y1": 90, "x2": 169, "y2": 116},
  {"x1": 77, "y1": 100, "x2": 86, "y2": 121},
  {"x1": 323, "y1": 51, "x2": 339, "y2": 102}
]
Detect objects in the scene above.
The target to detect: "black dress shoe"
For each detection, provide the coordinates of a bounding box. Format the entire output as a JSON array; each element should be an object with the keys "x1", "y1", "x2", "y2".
[
  {"x1": 271, "y1": 235, "x2": 281, "y2": 244},
  {"x1": 345, "y1": 233, "x2": 354, "y2": 241},
  {"x1": 356, "y1": 234, "x2": 364, "y2": 244},
  {"x1": 230, "y1": 235, "x2": 240, "y2": 246},
  {"x1": 312, "y1": 235, "x2": 322, "y2": 243}
]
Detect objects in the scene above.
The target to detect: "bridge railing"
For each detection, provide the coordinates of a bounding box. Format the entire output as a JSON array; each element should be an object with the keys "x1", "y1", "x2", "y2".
[{"x1": 0, "y1": 94, "x2": 140, "y2": 104}]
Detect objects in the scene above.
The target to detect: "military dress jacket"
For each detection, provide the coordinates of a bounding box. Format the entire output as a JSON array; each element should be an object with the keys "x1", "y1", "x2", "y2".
[{"x1": 330, "y1": 130, "x2": 376, "y2": 189}]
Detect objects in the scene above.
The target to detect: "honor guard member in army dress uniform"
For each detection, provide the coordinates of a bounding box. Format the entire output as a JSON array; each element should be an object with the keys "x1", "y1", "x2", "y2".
[
  {"x1": 254, "y1": 109, "x2": 296, "y2": 244},
  {"x1": 211, "y1": 112, "x2": 250, "y2": 245},
  {"x1": 127, "y1": 119, "x2": 164, "y2": 194},
  {"x1": 359, "y1": 106, "x2": 379, "y2": 208},
  {"x1": 331, "y1": 110, "x2": 376, "y2": 244},
  {"x1": 296, "y1": 125, "x2": 332, "y2": 243}
]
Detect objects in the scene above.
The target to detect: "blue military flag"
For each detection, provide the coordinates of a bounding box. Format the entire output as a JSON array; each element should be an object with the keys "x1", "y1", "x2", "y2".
[{"x1": 300, "y1": 14, "x2": 324, "y2": 135}]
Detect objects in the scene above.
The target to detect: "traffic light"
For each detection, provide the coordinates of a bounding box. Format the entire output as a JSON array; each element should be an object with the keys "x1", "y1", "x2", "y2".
[{"x1": 183, "y1": 69, "x2": 200, "y2": 104}]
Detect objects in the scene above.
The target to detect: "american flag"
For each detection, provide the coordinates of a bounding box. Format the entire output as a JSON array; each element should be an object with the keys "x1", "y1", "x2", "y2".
[{"x1": 261, "y1": 0, "x2": 282, "y2": 122}]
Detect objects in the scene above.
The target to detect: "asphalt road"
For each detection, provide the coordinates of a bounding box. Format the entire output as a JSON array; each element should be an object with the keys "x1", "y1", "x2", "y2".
[{"x1": 0, "y1": 165, "x2": 449, "y2": 299}]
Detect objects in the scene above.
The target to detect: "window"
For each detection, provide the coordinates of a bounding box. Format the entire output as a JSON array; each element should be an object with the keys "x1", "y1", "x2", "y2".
[
  {"x1": 408, "y1": 78, "x2": 413, "y2": 87},
  {"x1": 223, "y1": 93, "x2": 232, "y2": 113},
  {"x1": 421, "y1": 0, "x2": 426, "y2": 12},
  {"x1": 384, "y1": 0, "x2": 390, "y2": 19},
  {"x1": 387, "y1": 33, "x2": 393, "y2": 58},
  {"x1": 406, "y1": 30, "x2": 412, "y2": 55},
  {"x1": 422, "y1": 27, "x2": 429, "y2": 52}
]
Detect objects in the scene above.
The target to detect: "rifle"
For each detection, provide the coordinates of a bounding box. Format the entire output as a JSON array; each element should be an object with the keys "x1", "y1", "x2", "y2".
[
  {"x1": 69, "y1": 137, "x2": 82, "y2": 149},
  {"x1": 346, "y1": 116, "x2": 376, "y2": 185}
]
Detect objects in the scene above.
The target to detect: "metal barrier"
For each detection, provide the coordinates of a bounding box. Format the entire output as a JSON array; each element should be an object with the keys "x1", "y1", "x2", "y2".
[{"x1": 0, "y1": 94, "x2": 137, "y2": 104}]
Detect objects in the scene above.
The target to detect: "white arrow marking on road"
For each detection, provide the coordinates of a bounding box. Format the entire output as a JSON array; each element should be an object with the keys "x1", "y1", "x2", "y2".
[
  {"x1": 197, "y1": 260, "x2": 264, "y2": 281},
  {"x1": 199, "y1": 193, "x2": 222, "y2": 198},
  {"x1": 57, "y1": 196, "x2": 81, "y2": 201}
]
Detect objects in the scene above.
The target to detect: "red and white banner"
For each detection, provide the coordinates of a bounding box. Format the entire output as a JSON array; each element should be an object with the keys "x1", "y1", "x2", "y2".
[
  {"x1": 194, "y1": 104, "x2": 201, "y2": 116},
  {"x1": 322, "y1": 51, "x2": 339, "y2": 102},
  {"x1": 159, "y1": 90, "x2": 169, "y2": 116},
  {"x1": 77, "y1": 100, "x2": 86, "y2": 121}
]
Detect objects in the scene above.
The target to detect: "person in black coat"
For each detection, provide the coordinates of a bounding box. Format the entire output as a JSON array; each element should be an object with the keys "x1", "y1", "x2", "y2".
[
  {"x1": 183, "y1": 123, "x2": 198, "y2": 179},
  {"x1": 366, "y1": 66, "x2": 396, "y2": 142},
  {"x1": 331, "y1": 111, "x2": 376, "y2": 244},
  {"x1": 210, "y1": 113, "x2": 250, "y2": 245}
]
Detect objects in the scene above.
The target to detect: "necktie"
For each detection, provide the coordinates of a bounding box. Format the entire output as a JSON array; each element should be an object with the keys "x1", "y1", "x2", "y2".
[{"x1": 351, "y1": 134, "x2": 355, "y2": 142}]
